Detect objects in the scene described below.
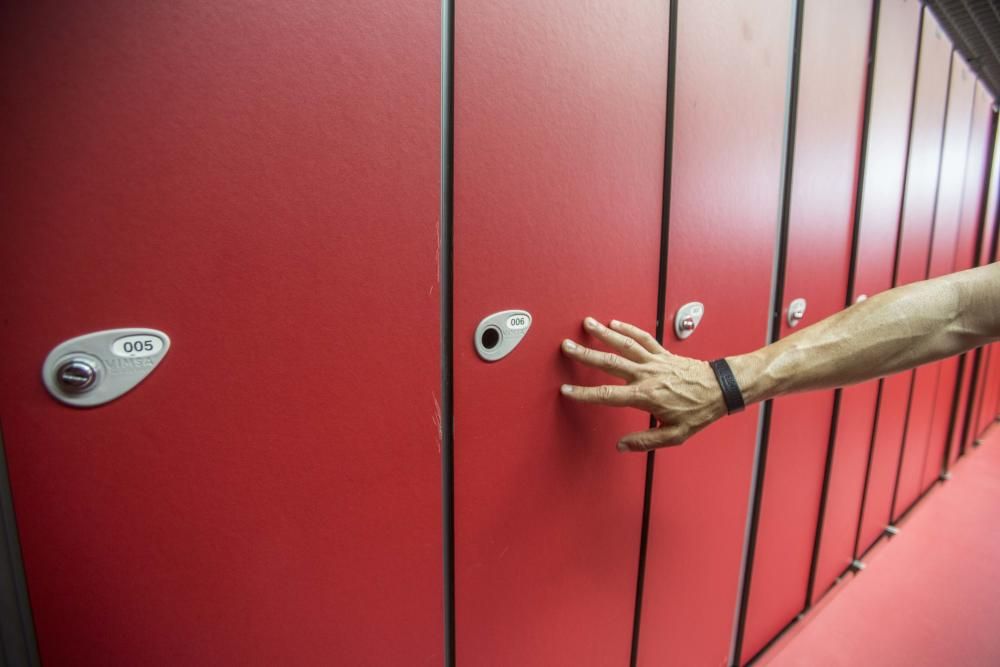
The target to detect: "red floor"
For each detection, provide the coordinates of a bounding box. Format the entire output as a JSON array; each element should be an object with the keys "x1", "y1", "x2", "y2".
[{"x1": 762, "y1": 423, "x2": 1000, "y2": 666}]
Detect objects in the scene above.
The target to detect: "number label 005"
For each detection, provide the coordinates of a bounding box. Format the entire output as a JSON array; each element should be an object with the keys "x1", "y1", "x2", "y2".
[{"x1": 111, "y1": 335, "x2": 164, "y2": 358}]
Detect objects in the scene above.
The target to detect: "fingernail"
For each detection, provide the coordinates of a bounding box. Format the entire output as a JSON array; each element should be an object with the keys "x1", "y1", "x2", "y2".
[
  {"x1": 560, "y1": 384, "x2": 573, "y2": 395},
  {"x1": 617, "y1": 441, "x2": 628, "y2": 452},
  {"x1": 610, "y1": 319, "x2": 621, "y2": 328},
  {"x1": 585, "y1": 317, "x2": 598, "y2": 329},
  {"x1": 563, "y1": 339, "x2": 577, "y2": 351}
]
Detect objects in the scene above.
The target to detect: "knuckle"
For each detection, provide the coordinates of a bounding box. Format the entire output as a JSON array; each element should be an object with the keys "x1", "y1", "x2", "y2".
[
  {"x1": 598, "y1": 385, "x2": 615, "y2": 400},
  {"x1": 604, "y1": 352, "x2": 620, "y2": 368}
]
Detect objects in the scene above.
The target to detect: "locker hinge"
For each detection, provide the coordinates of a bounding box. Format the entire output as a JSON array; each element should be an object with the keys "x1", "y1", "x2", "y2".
[
  {"x1": 850, "y1": 559, "x2": 866, "y2": 572},
  {"x1": 884, "y1": 525, "x2": 900, "y2": 536}
]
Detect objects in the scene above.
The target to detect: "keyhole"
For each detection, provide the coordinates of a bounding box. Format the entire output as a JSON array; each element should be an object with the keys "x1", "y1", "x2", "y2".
[{"x1": 481, "y1": 326, "x2": 501, "y2": 350}]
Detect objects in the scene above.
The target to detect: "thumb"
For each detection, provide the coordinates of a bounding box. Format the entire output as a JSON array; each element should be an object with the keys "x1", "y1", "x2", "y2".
[{"x1": 617, "y1": 425, "x2": 687, "y2": 452}]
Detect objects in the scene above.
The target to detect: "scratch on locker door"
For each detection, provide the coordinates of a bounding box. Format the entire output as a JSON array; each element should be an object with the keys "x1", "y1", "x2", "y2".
[{"x1": 433, "y1": 394, "x2": 442, "y2": 454}]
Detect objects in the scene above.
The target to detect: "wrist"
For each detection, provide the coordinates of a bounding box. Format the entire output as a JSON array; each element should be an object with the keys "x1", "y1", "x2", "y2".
[
  {"x1": 708, "y1": 358, "x2": 746, "y2": 414},
  {"x1": 725, "y1": 351, "x2": 769, "y2": 406},
  {"x1": 699, "y1": 360, "x2": 729, "y2": 420}
]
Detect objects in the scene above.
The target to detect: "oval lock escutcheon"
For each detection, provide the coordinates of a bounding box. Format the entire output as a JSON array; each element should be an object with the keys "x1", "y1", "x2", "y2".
[
  {"x1": 787, "y1": 298, "x2": 807, "y2": 327},
  {"x1": 42, "y1": 328, "x2": 171, "y2": 407},
  {"x1": 475, "y1": 310, "x2": 532, "y2": 362},
  {"x1": 674, "y1": 301, "x2": 704, "y2": 340}
]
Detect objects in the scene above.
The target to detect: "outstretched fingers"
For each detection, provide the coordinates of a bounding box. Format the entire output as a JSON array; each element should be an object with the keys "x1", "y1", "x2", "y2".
[
  {"x1": 582, "y1": 317, "x2": 653, "y2": 362},
  {"x1": 560, "y1": 382, "x2": 647, "y2": 408},
  {"x1": 607, "y1": 319, "x2": 667, "y2": 356},
  {"x1": 617, "y1": 425, "x2": 688, "y2": 452},
  {"x1": 561, "y1": 338, "x2": 640, "y2": 380}
]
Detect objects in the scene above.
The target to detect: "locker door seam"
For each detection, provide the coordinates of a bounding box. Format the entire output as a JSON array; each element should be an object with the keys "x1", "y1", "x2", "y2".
[
  {"x1": 0, "y1": 421, "x2": 40, "y2": 666},
  {"x1": 959, "y1": 109, "x2": 1000, "y2": 455},
  {"x1": 889, "y1": 38, "x2": 954, "y2": 523},
  {"x1": 879, "y1": 4, "x2": 924, "y2": 532},
  {"x1": 935, "y1": 83, "x2": 979, "y2": 469},
  {"x1": 730, "y1": 0, "x2": 804, "y2": 663},
  {"x1": 807, "y1": 0, "x2": 881, "y2": 605},
  {"x1": 629, "y1": 0, "x2": 678, "y2": 664},
  {"x1": 890, "y1": 7, "x2": 926, "y2": 290},
  {"x1": 440, "y1": 1, "x2": 456, "y2": 663}
]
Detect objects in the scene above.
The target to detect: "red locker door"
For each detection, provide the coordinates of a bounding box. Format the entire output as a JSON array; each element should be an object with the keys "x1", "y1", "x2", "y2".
[
  {"x1": 908, "y1": 53, "x2": 977, "y2": 495},
  {"x1": 895, "y1": 43, "x2": 973, "y2": 518},
  {"x1": 812, "y1": 0, "x2": 922, "y2": 596},
  {"x1": 974, "y1": 344, "x2": 995, "y2": 440},
  {"x1": 739, "y1": 1, "x2": 871, "y2": 661},
  {"x1": 967, "y1": 121, "x2": 1000, "y2": 448},
  {"x1": 946, "y1": 83, "x2": 997, "y2": 467},
  {"x1": 636, "y1": 1, "x2": 793, "y2": 664},
  {"x1": 0, "y1": 2, "x2": 442, "y2": 665},
  {"x1": 452, "y1": 2, "x2": 669, "y2": 663},
  {"x1": 857, "y1": 7, "x2": 951, "y2": 543}
]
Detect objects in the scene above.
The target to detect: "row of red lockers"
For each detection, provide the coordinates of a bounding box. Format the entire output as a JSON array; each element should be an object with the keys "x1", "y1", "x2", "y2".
[{"x1": 2, "y1": 0, "x2": 1000, "y2": 665}]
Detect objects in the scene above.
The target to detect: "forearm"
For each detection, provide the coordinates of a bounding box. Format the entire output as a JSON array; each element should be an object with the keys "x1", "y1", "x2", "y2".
[{"x1": 729, "y1": 263, "x2": 1000, "y2": 405}]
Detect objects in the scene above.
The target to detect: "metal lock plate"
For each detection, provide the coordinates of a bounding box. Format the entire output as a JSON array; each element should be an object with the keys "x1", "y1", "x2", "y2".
[
  {"x1": 673, "y1": 301, "x2": 704, "y2": 340},
  {"x1": 787, "y1": 297, "x2": 807, "y2": 327},
  {"x1": 42, "y1": 328, "x2": 171, "y2": 407},
  {"x1": 474, "y1": 310, "x2": 532, "y2": 362}
]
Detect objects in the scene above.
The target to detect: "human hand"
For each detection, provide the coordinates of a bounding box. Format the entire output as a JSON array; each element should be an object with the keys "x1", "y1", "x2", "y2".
[{"x1": 560, "y1": 317, "x2": 727, "y2": 452}]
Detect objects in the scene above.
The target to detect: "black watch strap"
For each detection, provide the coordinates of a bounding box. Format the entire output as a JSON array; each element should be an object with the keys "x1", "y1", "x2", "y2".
[{"x1": 709, "y1": 358, "x2": 745, "y2": 415}]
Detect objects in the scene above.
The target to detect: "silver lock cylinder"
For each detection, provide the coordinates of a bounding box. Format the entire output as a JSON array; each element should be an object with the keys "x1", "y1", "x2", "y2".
[
  {"x1": 42, "y1": 328, "x2": 171, "y2": 407},
  {"x1": 55, "y1": 357, "x2": 100, "y2": 393},
  {"x1": 674, "y1": 302, "x2": 704, "y2": 340},
  {"x1": 787, "y1": 298, "x2": 807, "y2": 327},
  {"x1": 475, "y1": 310, "x2": 532, "y2": 361}
]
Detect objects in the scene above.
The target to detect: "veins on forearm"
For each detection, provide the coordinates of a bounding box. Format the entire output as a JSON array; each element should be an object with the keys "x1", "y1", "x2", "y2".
[{"x1": 744, "y1": 279, "x2": 964, "y2": 402}]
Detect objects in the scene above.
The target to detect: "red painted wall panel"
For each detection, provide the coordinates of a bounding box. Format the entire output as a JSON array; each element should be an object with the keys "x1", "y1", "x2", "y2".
[
  {"x1": 947, "y1": 84, "x2": 996, "y2": 467},
  {"x1": 819, "y1": 0, "x2": 921, "y2": 577},
  {"x1": 0, "y1": 2, "x2": 442, "y2": 665},
  {"x1": 452, "y1": 2, "x2": 668, "y2": 663},
  {"x1": 909, "y1": 54, "x2": 976, "y2": 495},
  {"x1": 637, "y1": 2, "x2": 792, "y2": 664},
  {"x1": 739, "y1": 1, "x2": 871, "y2": 660},
  {"x1": 859, "y1": 6, "x2": 952, "y2": 544}
]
